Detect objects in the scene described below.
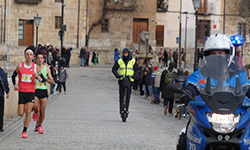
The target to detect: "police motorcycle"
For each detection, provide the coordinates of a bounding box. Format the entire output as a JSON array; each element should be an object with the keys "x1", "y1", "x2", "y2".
[{"x1": 167, "y1": 54, "x2": 250, "y2": 150}]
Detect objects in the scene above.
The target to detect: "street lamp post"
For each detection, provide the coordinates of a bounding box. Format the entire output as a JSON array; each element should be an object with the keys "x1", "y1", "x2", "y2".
[
  {"x1": 183, "y1": 11, "x2": 188, "y2": 68},
  {"x1": 178, "y1": 0, "x2": 182, "y2": 67},
  {"x1": 61, "y1": 0, "x2": 65, "y2": 53},
  {"x1": 145, "y1": 32, "x2": 150, "y2": 65},
  {"x1": 34, "y1": 13, "x2": 42, "y2": 49},
  {"x1": 192, "y1": 0, "x2": 201, "y2": 72}
]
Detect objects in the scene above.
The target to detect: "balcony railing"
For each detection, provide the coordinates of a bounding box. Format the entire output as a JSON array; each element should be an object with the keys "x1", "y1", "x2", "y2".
[
  {"x1": 14, "y1": 0, "x2": 42, "y2": 3},
  {"x1": 106, "y1": 0, "x2": 136, "y2": 11}
]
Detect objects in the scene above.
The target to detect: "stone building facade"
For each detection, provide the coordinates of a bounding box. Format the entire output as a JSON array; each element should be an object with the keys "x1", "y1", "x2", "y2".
[
  {"x1": 0, "y1": 0, "x2": 87, "y2": 48},
  {"x1": 87, "y1": 0, "x2": 157, "y2": 64},
  {"x1": 222, "y1": 0, "x2": 250, "y2": 64}
]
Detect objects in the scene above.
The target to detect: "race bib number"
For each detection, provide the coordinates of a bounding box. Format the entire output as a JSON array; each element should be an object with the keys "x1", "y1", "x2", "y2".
[
  {"x1": 21, "y1": 74, "x2": 32, "y2": 83},
  {"x1": 36, "y1": 81, "x2": 46, "y2": 88}
]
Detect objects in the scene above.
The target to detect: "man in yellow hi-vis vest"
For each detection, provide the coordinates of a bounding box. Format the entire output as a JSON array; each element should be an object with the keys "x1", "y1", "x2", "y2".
[{"x1": 112, "y1": 48, "x2": 139, "y2": 122}]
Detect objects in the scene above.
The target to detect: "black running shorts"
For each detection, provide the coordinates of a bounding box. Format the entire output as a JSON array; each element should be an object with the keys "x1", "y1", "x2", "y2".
[
  {"x1": 35, "y1": 89, "x2": 48, "y2": 99},
  {"x1": 18, "y1": 92, "x2": 35, "y2": 104}
]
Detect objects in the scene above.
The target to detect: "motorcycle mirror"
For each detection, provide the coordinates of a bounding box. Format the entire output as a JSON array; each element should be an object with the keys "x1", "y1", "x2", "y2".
[
  {"x1": 235, "y1": 77, "x2": 241, "y2": 95},
  {"x1": 166, "y1": 83, "x2": 183, "y2": 93},
  {"x1": 206, "y1": 77, "x2": 211, "y2": 94}
]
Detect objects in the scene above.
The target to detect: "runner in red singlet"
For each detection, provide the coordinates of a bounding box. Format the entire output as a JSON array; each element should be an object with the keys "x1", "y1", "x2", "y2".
[{"x1": 11, "y1": 49, "x2": 45, "y2": 138}]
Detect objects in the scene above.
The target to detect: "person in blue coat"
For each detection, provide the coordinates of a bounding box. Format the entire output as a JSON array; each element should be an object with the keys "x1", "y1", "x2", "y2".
[
  {"x1": 180, "y1": 33, "x2": 250, "y2": 105},
  {"x1": 114, "y1": 48, "x2": 120, "y2": 62},
  {"x1": 0, "y1": 67, "x2": 10, "y2": 132}
]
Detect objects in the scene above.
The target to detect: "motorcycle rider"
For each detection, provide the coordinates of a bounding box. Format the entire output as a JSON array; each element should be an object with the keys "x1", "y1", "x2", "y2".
[
  {"x1": 112, "y1": 48, "x2": 139, "y2": 119},
  {"x1": 180, "y1": 33, "x2": 250, "y2": 105},
  {"x1": 177, "y1": 33, "x2": 250, "y2": 149}
]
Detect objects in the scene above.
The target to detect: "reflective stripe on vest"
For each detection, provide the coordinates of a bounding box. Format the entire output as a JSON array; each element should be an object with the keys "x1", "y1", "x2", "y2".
[{"x1": 118, "y1": 58, "x2": 135, "y2": 82}]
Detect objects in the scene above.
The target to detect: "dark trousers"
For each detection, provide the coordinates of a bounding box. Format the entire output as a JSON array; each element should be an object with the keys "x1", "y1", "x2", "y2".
[
  {"x1": 58, "y1": 82, "x2": 66, "y2": 92},
  {"x1": 66, "y1": 56, "x2": 71, "y2": 67},
  {"x1": 0, "y1": 96, "x2": 4, "y2": 128},
  {"x1": 164, "y1": 98, "x2": 174, "y2": 114},
  {"x1": 119, "y1": 85, "x2": 131, "y2": 113},
  {"x1": 174, "y1": 59, "x2": 178, "y2": 68},
  {"x1": 133, "y1": 79, "x2": 139, "y2": 90},
  {"x1": 139, "y1": 80, "x2": 144, "y2": 96}
]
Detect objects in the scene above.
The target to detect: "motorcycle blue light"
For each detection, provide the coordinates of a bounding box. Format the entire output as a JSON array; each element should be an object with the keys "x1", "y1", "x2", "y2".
[
  {"x1": 230, "y1": 35, "x2": 244, "y2": 46},
  {"x1": 241, "y1": 102, "x2": 250, "y2": 107},
  {"x1": 189, "y1": 101, "x2": 206, "y2": 107}
]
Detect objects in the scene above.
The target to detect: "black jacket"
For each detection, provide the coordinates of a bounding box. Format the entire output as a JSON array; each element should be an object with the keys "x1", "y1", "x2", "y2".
[
  {"x1": 160, "y1": 68, "x2": 176, "y2": 99},
  {"x1": 80, "y1": 48, "x2": 87, "y2": 59},
  {"x1": 0, "y1": 67, "x2": 9, "y2": 97}
]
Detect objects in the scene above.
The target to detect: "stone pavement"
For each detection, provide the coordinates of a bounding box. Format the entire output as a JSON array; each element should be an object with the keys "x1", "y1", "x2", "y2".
[{"x1": 0, "y1": 65, "x2": 188, "y2": 150}]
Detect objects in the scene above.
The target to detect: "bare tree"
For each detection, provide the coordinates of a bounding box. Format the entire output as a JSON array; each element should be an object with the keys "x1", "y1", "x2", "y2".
[{"x1": 239, "y1": 0, "x2": 250, "y2": 22}]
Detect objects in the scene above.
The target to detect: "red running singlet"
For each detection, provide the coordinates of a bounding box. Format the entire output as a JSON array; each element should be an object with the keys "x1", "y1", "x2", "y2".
[{"x1": 18, "y1": 62, "x2": 36, "y2": 93}]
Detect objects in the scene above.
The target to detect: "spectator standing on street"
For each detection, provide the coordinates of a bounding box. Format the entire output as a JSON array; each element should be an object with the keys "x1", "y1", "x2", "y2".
[
  {"x1": 160, "y1": 62, "x2": 176, "y2": 115},
  {"x1": 92, "y1": 49, "x2": 98, "y2": 66},
  {"x1": 157, "y1": 48, "x2": 163, "y2": 68},
  {"x1": 168, "y1": 49, "x2": 172, "y2": 63},
  {"x1": 163, "y1": 50, "x2": 168, "y2": 68},
  {"x1": 58, "y1": 66, "x2": 68, "y2": 94},
  {"x1": 41, "y1": 47, "x2": 48, "y2": 63},
  {"x1": 86, "y1": 48, "x2": 90, "y2": 66},
  {"x1": 65, "y1": 47, "x2": 73, "y2": 67},
  {"x1": 151, "y1": 66, "x2": 161, "y2": 104},
  {"x1": 80, "y1": 46, "x2": 87, "y2": 67},
  {"x1": 181, "y1": 48, "x2": 186, "y2": 65},
  {"x1": 61, "y1": 47, "x2": 67, "y2": 60},
  {"x1": 173, "y1": 49, "x2": 178, "y2": 68},
  {"x1": 145, "y1": 59, "x2": 153, "y2": 100},
  {"x1": 114, "y1": 48, "x2": 120, "y2": 62},
  {"x1": 0, "y1": 67, "x2": 10, "y2": 132}
]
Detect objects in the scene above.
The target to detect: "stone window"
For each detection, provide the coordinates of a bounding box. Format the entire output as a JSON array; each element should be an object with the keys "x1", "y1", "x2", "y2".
[
  {"x1": 55, "y1": 16, "x2": 62, "y2": 29},
  {"x1": 18, "y1": 20, "x2": 24, "y2": 45},
  {"x1": 101, "y1": 19, "x2": 109, "y2": 32},
  {"x1": 55, "y1": 0, "x2": 62, "y2": 2}
]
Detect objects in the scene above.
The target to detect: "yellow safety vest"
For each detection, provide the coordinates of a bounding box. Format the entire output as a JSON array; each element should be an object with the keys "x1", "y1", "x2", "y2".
[{"x1": 118, "y1": 58, "x2": 135, "y2": 82}]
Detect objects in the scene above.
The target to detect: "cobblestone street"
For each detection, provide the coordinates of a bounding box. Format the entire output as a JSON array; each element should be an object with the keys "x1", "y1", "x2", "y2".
[{"x1": 0, "y1": 65, "x2": 188, "y2": 150}]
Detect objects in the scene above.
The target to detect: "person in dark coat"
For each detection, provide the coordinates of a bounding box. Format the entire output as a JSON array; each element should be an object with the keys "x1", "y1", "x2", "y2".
[
  {"x1": 65, "y1": 47, "x2": 72, "y2": 67},
  {"x1": 86, "y1": 49, "x2": 90, "y2": 66},
  {"x1": 52, "y1": 48, "x2": 59, "y2": 67},
  {"x1": 160, "y1": 62, "x2": 176, "y2": 115},
  {"x1": 145, "y1": 59, "x2": 153, "y2": 100},
  {"x1": 163, "y1": 50, "x2": 168, "y2": 67},
  {"x1": 91, "y1": 49, "x2": 98, "y2": 66},
  {"x1": 80, "y1": 46, "x2": 87, "y2": 67},
  {"x1": 0, "y1": 67, "x2": 10, "y2": 132},
  {"x1": 61, "y1": 47, "x2": 66, "y2": 59}
]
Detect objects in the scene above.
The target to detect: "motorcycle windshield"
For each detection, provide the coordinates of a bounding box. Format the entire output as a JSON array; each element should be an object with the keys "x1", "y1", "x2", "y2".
[{"x1": 198, "y1": 54, "x2": 249, "y2": 95}]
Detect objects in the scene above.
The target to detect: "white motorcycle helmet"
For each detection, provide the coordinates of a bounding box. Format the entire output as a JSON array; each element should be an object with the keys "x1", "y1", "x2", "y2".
[{"x1": 203, "y1": 33, "x2": 235, "y2": 66}]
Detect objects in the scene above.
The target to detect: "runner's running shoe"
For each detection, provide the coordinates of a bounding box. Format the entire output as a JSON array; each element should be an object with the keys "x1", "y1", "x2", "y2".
[
  {"x1": 32, "y1": 107, "x2": 39, "y2": 121},
  {"x1": 22, "y1": 131, "x2": 28, "y2": 138},
  {"x1": 38, "y1": 126, "x2": 44, "y2": 134}
]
